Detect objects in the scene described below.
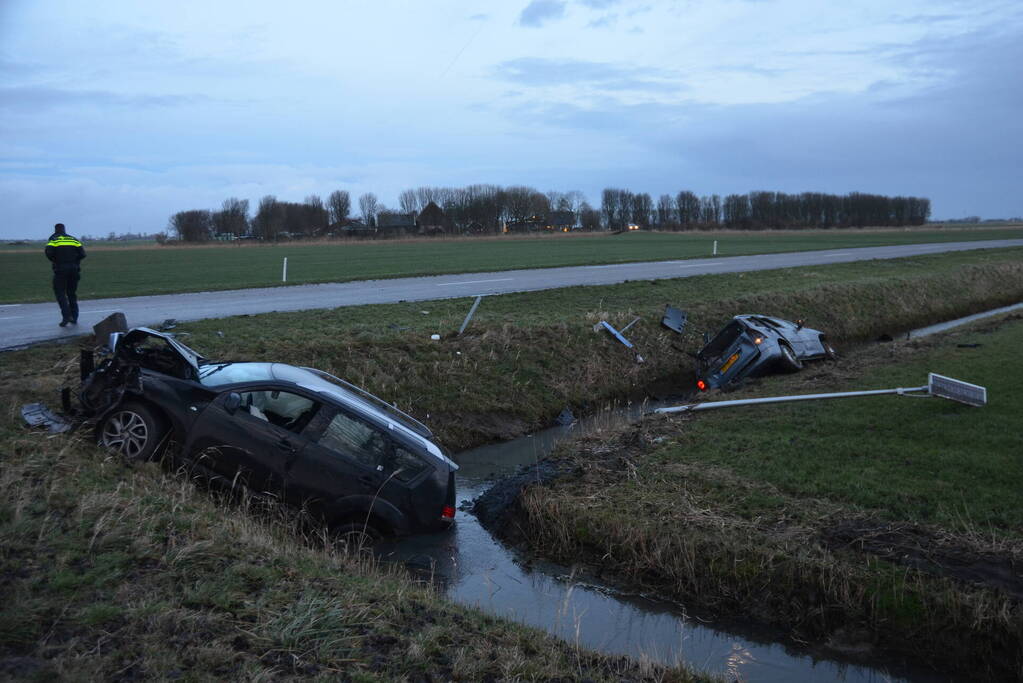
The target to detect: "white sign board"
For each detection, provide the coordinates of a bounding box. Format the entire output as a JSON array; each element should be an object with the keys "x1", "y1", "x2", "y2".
[{"x1": 928, "y1": 373, "x2": 987, "y2": 407}]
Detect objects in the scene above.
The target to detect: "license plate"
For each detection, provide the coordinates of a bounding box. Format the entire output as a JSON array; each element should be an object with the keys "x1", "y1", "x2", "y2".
[{"x1": 720, "y1": 351, "x2": 740, "y2": 373}]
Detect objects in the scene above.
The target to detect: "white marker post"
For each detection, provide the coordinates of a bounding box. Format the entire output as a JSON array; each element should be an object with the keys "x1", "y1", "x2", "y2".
[
  {"x1": 713, "y1": 240, "x2": 718, "y2": 255},
  {"x1": 282, "y1": 257, "x2": 288, "y2": 283}
]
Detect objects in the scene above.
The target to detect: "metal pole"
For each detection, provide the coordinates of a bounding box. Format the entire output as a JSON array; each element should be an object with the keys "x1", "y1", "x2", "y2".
[
  {"x1": 655, "y1": 385, "x2": 930, "y2": 414},
  {"x1": 458, "y1": 295, "x2": 483, "y2": 335},
  {"x1": 282, "y1": 257, "x2": 288, "y2": 282}
]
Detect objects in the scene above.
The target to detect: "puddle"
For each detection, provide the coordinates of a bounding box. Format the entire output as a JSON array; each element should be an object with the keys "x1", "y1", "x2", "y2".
[{"x1": 379, "y1": 407, "x2": 948, "y2": 682}]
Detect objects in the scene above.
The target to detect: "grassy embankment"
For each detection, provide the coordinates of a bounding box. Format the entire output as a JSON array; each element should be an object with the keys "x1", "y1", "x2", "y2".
[
  {"x1": 2, "y1": 247, "x2": 1022, "y2": 678},
  {"x1": 2, "y1": 225, "x2": 1022, "y2": 303},
  {"x1": 508, "y1": 319, "x2": 1023, "y2": 679},
  {"x1": 0, "y1": 376, "x2": 700, "y2": 680}
]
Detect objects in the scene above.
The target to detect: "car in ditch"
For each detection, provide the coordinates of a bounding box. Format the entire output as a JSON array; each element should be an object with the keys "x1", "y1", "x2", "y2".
[
  {"x1": 695, "y1": 315, "x2": 836, "y2": 391},
  {"x1": 73, "y1": 327, "x2": 458, "y2": 541}
]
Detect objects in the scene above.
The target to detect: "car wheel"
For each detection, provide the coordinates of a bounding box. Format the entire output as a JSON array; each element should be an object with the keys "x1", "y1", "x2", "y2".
[
  {"x1": 333, "y1": 521, "x2": 382, "y2": 554},
  {"x1": 821, "y1": 339, "x2": 838, "y2": 360},
  {"x1": 778, "y1": 343, "x2": 803, "y2": 372},
  {"x1": 98, "y1": 401, "x2": 167, "y2": 461}
]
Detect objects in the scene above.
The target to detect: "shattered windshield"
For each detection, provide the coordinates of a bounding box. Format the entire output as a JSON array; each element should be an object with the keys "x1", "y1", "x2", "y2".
[{"x1": 198, "y1": 362, "x2": 276, "y2": 387}]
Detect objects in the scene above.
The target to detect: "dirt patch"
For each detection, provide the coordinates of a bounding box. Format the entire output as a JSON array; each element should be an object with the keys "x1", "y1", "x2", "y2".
[
  {"x1": 469, "y1": 459, "x2": 569, "y2": 537},
  {"x1": 821, "y1": 518, "x2": 1023, "y2": 599}
]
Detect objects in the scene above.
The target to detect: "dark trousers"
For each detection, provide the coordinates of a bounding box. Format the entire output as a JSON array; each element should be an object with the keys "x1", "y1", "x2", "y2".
[{"x1": 53, "y1": 269, "x2": 80, "y2": 323}]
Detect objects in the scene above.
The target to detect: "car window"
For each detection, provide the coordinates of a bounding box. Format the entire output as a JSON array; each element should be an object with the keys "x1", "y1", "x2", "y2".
[
  {"x1": 389, "y1": 445, "x2": 428, "y2": 482},
  {"x1": 318, "y1": 410, "x2": 389, "y2": 470},
  {"x1": 238, "y1": 390, "x2": 318, "y2": 434}
]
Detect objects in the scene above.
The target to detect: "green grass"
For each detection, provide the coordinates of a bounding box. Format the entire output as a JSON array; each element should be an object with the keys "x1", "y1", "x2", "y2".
[
  {"x1": 662, "y1": 318, "x2": 1023, "y2": 529},
  {"x1": 2, "y1": 225, "x2": 1021, "y2": 303}
]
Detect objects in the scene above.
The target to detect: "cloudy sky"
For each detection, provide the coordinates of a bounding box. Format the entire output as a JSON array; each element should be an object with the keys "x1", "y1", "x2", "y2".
[{"x1": 1, "y1": 0, "x2": 1020, "y2": 238}]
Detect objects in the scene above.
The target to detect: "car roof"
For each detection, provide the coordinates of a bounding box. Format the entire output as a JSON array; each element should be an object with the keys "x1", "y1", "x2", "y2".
[{"x1": 200, "y1": 361, "x2": 458, "y2": 471}]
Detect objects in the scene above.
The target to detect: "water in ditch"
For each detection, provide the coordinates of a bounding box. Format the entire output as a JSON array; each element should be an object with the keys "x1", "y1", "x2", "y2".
[{"x1": 378, "y1": 406, "x2": 948, "y2": 682}]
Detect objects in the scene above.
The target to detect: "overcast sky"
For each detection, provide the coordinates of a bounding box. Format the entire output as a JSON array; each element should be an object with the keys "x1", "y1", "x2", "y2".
[{"x1": 1, "y1": 0, "x2": 1020, "y2": 238}]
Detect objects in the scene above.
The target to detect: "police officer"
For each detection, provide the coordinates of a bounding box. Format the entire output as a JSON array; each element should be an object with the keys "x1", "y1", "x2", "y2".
[{"x1": 45, "y1": 223, "x2": 86, "y2": 327}]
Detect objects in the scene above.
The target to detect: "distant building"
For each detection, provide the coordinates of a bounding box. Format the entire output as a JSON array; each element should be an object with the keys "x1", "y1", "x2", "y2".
[
  {"x1": 376, "y1": 212, "x2": 417, "y2": 236},
  {"x1": 417, "y1": 202, "x2": 451, "y2": 235},
  {"x1": 546, "y1": 211, "x2": 576, "y2": 232}
]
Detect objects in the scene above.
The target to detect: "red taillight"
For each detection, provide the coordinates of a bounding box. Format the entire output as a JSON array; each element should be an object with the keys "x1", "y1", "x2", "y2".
[
  {"x1": 441, "y1": 505, "x2": 456, "y2": 521},
  {"x1": 696, "y1": 380, "x2": 707, "y2": 391}
]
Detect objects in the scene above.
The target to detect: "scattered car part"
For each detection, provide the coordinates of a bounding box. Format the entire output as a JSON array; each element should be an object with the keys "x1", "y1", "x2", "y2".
[
  {"x1": 21, "y1": 403, "x2": 72, "y2": 433},
  {"x1": 661, "y1": 305, "x2": 688, "y2": 334},
  {"x1": 92, "y1": 312, "x2": 128, "y2": 347},
  {"x1": 597, "y1": 320, "x2": 645, "y2": 364},
  {"x1": 65, "y1": 327, "x2": 458, "y2": 539},
  {"x1": 695, "y1": 314, "x2": 835, "y2": 391},
  {"x1": 655, "y1": 373, "x2": 987, "y2": 414}
]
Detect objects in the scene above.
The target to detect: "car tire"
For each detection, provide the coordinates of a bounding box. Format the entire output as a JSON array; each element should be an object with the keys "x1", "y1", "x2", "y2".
[
  {"x1": 98, "y1": 401, "x2": 167, "y2": 461},
  {"x1": 778, "y1": 343, "x2": 803, "y2": 372},
  {"x1": 332, "y1": 521, "x2": 382, "y2": 554}
]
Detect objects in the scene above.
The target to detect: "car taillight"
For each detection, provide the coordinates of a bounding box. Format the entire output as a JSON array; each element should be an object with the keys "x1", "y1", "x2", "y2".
[
  {"x1": 441, "y1": 505, "x2": 456, "y2": 521},
  {"x1": 696, "y1": 380, "x2": 707, "y2": 391}
]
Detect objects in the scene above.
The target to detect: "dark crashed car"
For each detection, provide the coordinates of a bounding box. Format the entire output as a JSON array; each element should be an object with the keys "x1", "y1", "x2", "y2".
[
  {"x1": 695, "y1": 315, "x2": 836, "y2": 391},
  {"x1": 74, "y1": 328, "x2": 457, "y2": 539}
]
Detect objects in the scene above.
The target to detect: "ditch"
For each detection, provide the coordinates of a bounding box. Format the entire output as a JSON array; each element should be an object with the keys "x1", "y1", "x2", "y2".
[{"x1": 380, "y1": 305, "x2": 1019, "y2": 682}]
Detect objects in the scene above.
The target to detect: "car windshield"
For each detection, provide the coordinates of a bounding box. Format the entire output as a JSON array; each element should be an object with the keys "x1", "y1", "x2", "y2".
[{"x1": 198, "y1": 362, "x2": 276, "y2": 387}]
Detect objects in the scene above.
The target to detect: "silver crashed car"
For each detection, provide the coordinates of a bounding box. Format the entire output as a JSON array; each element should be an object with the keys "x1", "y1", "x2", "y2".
[{"x1": 695, "y1": 315, "x2": 836, "y2": 391}]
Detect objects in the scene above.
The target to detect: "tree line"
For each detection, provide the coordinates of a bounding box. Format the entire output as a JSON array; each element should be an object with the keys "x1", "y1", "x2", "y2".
[{"x1": 165, "y1": 187, "x2": 930, "y2": 242}]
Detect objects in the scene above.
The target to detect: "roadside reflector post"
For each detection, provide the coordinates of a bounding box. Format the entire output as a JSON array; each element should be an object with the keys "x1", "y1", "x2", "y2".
[
  {"x1": 282, "y1": 257, "x2": 288, "y2": 282},
  {"x1": 713, "y1": 240, "x2": 718, "y2": 256},
  {"x1": 654, "y1": 374, "x2": 987, "y2": 414},
  {"x1": 458, "y1": 295, "x2": 483, "y2": 335}
]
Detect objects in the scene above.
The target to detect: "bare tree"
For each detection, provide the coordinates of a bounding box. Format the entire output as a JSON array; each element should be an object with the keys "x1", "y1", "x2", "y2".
[
  {"x1": 359, "y1": 192, "x2": 379, "y2": 227},
  {"x1": 656, "y1": 194, "x2": 675, "y2": 228},
  {"x1": 213, "y1": 197, "x2": 249, "y2": 236},
  {"x1": 327, "y1": 190, "x2": 351, "y2": 226},
  {"x1": 398, "y1": 189, "x2": 419, "y2": 215},
  {"x1": 304, "y1": 195, "x2": 329, "y2": 235},
  {"x1": 253, "y1": 195, "x2": 284, "y2": 240},
  {"x1": 169, "y1": 209, "x2": 213, "y2": 242}
]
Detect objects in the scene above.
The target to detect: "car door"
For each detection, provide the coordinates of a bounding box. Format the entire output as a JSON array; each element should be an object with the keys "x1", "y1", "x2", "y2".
[
  {"x1": 284, "y1": 405, "x2": 412, "y2": 521},
  {"x1": 184, "y1": 387, "x2": 320, "y2": 496}
]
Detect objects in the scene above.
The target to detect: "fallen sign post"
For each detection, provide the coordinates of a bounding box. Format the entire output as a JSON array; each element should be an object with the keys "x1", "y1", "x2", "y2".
[{"x1": 655, "y1": 373, "x2": 986, "y2": 414}]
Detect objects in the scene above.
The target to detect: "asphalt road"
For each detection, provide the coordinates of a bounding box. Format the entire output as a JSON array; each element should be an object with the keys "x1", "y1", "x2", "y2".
[{"x1": 4, "y1": 238, "x2": 1022, "y2": 350}]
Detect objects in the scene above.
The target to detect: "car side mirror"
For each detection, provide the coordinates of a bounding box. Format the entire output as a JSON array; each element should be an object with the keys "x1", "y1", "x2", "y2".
[{"x1": 224, "y1": 392, "x2": 242, "y2": 414}]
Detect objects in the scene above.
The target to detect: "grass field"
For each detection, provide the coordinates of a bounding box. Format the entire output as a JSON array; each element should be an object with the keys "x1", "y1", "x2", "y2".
[
  {"x1": 2, "y1": 225, "x2": 1021, "y2": 304},
  {"x1": 512, "y1": 314, "x2": 1023, "y2": 679}
]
